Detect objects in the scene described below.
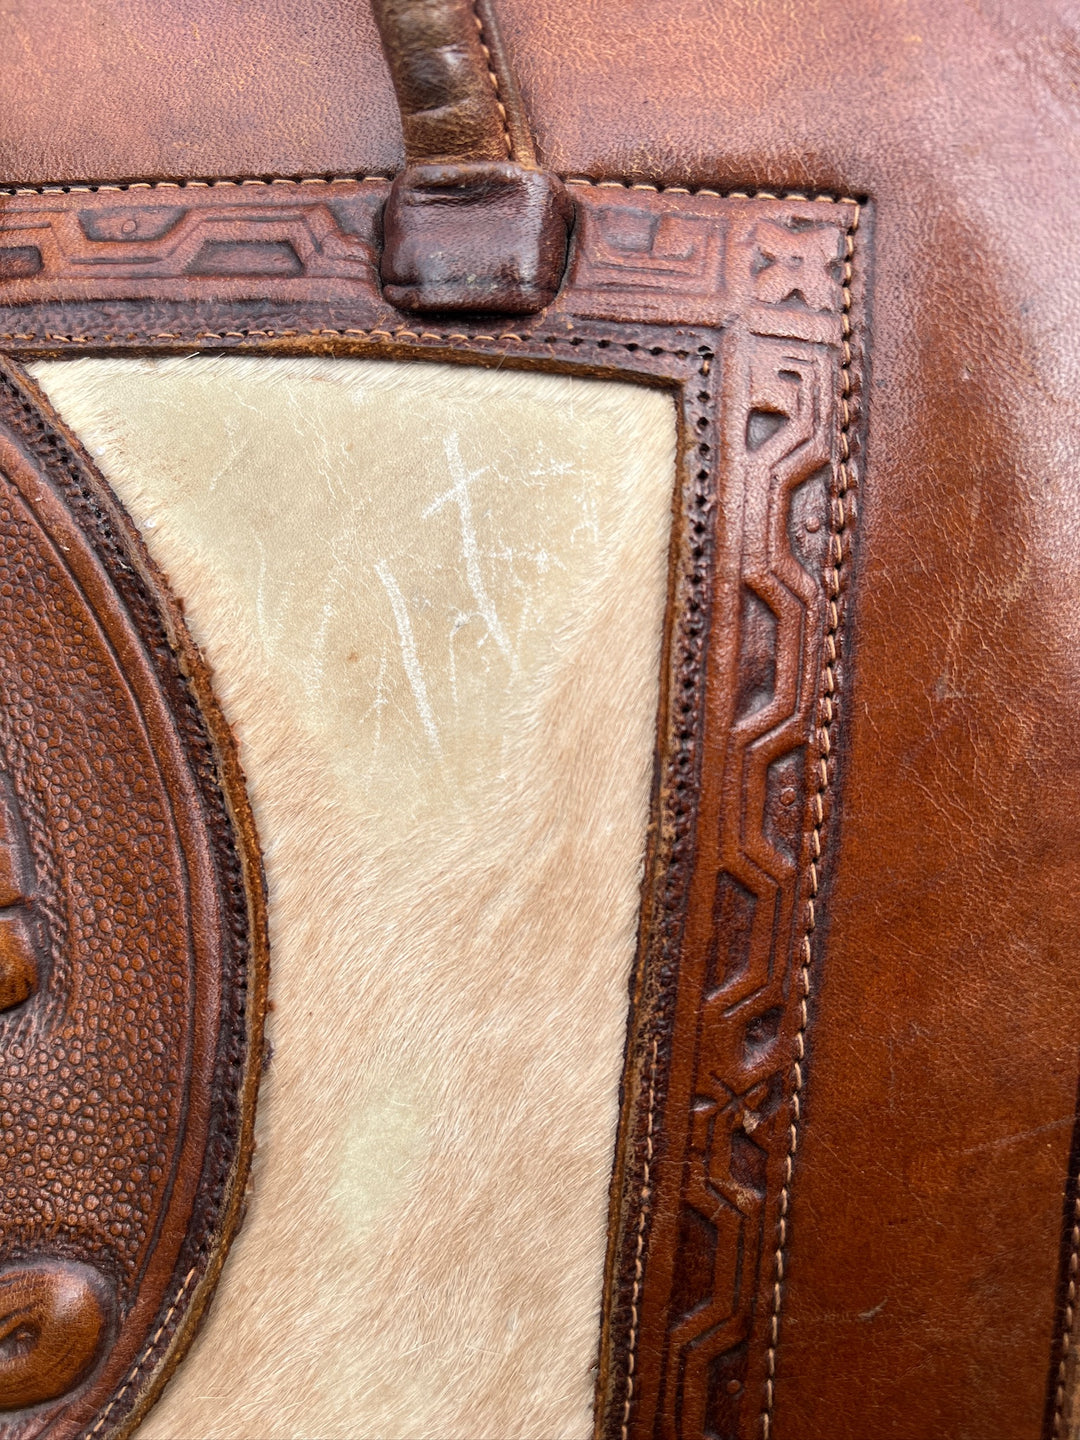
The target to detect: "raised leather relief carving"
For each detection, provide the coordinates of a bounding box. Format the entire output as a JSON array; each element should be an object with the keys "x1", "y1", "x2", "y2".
[
  {"x1": 0, "y1": 359, "x2": 265, "y2": 1438},
  {"x1": 0, "y1": 185, "x2": 382, "y2": 305},
  {"x1": 0, "y1": 774, "x2": 42, "y2": 1011},
  {"x1": 0, "y1": 1263, "x2": 110, "y2": 1410},
  {"x1": 0, "y1": 180, "x2": 847, "y2": 336}
]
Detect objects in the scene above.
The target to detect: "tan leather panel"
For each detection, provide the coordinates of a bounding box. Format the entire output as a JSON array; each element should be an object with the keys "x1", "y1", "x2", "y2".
[{"x1": 32, "y1": 355, "x2": 676, "y2": 1440}]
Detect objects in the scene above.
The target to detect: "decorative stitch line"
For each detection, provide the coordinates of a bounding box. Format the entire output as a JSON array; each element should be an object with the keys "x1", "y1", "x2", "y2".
[
  {"x1": 470, "y1": 3, "x2": 513, "y2": 159},
  {"x1": 0, "y1": 328, "x2": 680, "y2": 351},
  {"x1": 621, "y1": 1038, "x2": 659, "y2": 1440},
  {"x1": 0, "y1": 175, "x2": 390, "y2": 197},
  {"x1": 760, "y1": 200, "x2": 861, "y2": 1439},
  {"x1": 1053, "y1": 1194, "x2": 1080, "y2": 1433},
  {"x1": 0, "y1": 172, "x2": 861, "y2": 202},
  {"x1": 85, "y1": 1267, "x2": 198, "y2": 1438},
  {"x1": 614, "y1": 337, "x2": 716, "y2": 1440}
]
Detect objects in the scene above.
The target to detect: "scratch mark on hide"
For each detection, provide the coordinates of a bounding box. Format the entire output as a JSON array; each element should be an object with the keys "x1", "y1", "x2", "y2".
[
  {"x1": 358, "y1": 651, "x2": 389, "y2": 795},
  {"x1": 424, "y1": 432, "x2": 515, "y2": 668},
  {"x1": 375, "y1": 560, "x2": 442, "y2": 758},
  {"x1": 308, "y1": 528, "x2": 356, "y2": 703}
]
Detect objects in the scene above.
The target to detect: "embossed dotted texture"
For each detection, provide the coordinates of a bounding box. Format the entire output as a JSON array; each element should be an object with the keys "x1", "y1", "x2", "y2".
[{"x1": 0, "y1": 475, "x2": 184, "y2": 1274}]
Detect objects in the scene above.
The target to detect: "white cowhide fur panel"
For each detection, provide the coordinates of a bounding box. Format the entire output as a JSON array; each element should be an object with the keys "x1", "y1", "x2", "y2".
[{"x1": 31, "y1": 356, "x2": 676, "y2": 1440}]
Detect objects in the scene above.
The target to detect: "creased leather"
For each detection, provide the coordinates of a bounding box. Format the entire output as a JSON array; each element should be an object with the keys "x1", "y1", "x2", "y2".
[{"x1": 380, "y1": 161, "x2": 572, "y2": 312}]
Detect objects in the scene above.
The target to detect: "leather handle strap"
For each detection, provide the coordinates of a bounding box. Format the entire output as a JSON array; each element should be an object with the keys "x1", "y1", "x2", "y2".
[
  {"x1": 369, "y1": 0, "x2": 536, "y2": 167},
  {"x1": 370, "y1": 0, "x2": 571, "y2": 315}
]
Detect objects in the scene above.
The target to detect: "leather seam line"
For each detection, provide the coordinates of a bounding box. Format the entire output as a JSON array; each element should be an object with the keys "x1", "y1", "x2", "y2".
[
  {"x1": 0, "y1": 177, "x2": 393, "y2": 196},
  {"x1": 0, "y1": 174, "x2": 861, "y2": 202},
  {"x1": 470, "y1": 0, "x2": 513, "y2": 158},
  {"x1": 1053, "y1": 1196, "x2": 1080, "y2": 1431},
  {"x1": 616, "y1": 337, "x2": 716, "y2": 1440},
  {"x1": 0, "y1": 327, "x2": 702, "y2": 348},
  {"x1": 85, "y1": 1266, "x2": 198, "y2": 1437},
  {"x1": 564, "y1": 179, "x2": 862, "y2": 204},
  {"x1": 760, "y1": 201, "x2": 861, "y2": 1439},
  {"x1": 621, "y1": 1038, "x2": 659, "y2": 1440}
]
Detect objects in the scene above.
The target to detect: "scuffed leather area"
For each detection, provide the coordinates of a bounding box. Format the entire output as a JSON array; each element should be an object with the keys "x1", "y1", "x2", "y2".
[{"x1": 32, "y1": 355, "x2": 676, "y2": 1440}]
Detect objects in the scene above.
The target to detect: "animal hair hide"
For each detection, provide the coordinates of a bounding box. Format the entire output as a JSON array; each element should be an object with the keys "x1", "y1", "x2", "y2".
[{"x1": 31, "y1": 355, "x2": 676, "y2": 1440}]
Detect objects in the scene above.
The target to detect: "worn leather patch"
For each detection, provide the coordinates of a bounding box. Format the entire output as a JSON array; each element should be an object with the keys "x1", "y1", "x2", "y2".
[{"x1": 0, "y1": 359, "x2": 265, "y2": 1439}]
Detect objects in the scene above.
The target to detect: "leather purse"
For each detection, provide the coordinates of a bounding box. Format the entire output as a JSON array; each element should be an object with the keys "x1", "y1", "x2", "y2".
[{"x1": 0, "y1": 3, "x2": 1075, "y2": 1438}]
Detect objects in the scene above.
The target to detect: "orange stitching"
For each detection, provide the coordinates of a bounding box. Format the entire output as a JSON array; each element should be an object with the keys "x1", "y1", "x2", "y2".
[
  {"x1": 760, "y1": 201, "x2": 860, "y2": 1439},
  {"x1": 0, "y1": 328, "x2": 660, "y2": 350},
  {"x1": 621, "y1": 1038, "x2": 658, "y2": 1440},
  {"x1": 564, "y1": 177, "x2": 861, "y2": 205},
  {"x1": 470, "y1": 3, "x2": 513, "y2": 159},
  {"x1": 1053, "y1": 1194, "x2": 1080, "y2": 1433},
  {"x1": 616, "y1": 331, "x2": 716, "y2": 1437}
]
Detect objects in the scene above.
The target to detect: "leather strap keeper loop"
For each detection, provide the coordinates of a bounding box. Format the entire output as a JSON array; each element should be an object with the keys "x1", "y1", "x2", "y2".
[{"x1": 371, "y1": 0, "x2": 572, "y2": 315}]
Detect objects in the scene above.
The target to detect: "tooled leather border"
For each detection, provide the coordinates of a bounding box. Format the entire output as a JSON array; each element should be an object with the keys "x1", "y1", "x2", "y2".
[
  {"x1": 0, "y1": 175, "x2": 868, "y2": 1440},
  {"x1": 594, "y1": 197, "x2": 866, "y2": 1440}
]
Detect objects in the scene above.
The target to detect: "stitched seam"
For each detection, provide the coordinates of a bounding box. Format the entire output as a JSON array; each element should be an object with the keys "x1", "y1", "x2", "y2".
[
  {"x1": 616, "y1": 337, "x2": 715, "y2": 1438},
  {"x1": 1053, "y1": 1196, "x2": 1080, "y2": 1433},
  {"x1": 0, "y1": 327, "x2": 693, "y2": 348},
  {"x1": 470, "y1": 3, "x2": 513, "y2": 159},
  {"x1": 760, "y1": 201, "x2": 860, "y2": 1439},
  {"x1": 621, "y1": 1038, "x2": 658, "y2": 1440},
  {"x1": 0, "y1": 176, "x2": 391, "y2": 197},
  {"x1": 0, "y1": 174, "x2": 861, "y2": 200},
  {"x1": 85, "y1": 1267, "x2": 198, "y2": 1437},
  {"x1": 564, "y1": 179, "x2": 862, "y2": 204}
]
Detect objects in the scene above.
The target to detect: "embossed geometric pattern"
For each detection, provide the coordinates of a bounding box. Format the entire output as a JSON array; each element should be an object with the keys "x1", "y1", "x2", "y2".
[{"x1": 594, "y1": 192, "x2": 862, "y2": 1440}]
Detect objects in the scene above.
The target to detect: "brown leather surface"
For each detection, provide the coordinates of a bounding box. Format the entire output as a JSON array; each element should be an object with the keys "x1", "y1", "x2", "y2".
[
  {"x1": 0, "y1": 3, "x2": 1078, "y2": 1437},
  {"x1": 0, "y1": 360, "x2": 266, "y2": 1438},
  {"x1": 0, "y1": 1, "x2": 403, "y2": 187}
]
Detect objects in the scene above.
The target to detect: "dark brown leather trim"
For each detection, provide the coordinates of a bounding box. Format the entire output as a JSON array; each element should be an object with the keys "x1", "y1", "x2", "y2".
[{"x1": 380, "y1": 161, "x2": 571, "y2": 313}]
